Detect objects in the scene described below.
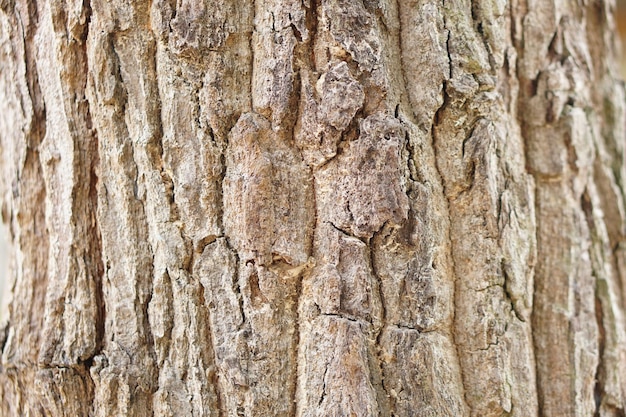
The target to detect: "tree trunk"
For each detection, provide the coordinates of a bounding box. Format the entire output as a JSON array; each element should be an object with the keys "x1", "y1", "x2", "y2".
[{"x1": 1, "y1": 0, "x2": 625, "y2": 415}]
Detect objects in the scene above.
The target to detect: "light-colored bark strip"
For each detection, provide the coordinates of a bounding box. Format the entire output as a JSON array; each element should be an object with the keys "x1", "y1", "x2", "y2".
[
  {"x1": 430, "y1": 0, "x2": 539, "y2": 413},
  {"x1": 36, "y1": 0, "x2": 102, "y2": 370},
  {"x1": 0, "y1": 0, "x2": 52, "y2": 413},
  {"x1": 517, "y1": 1, "x2": 626, "y2": 415},
  {"x1": 85, "y1": 2, "x2": 160, "y2": 415}
]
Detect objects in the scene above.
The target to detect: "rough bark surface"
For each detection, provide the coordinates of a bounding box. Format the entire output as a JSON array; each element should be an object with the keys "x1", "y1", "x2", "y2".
[{"x1": 1, "y1": 0, "x2": 626, "y2": 416}]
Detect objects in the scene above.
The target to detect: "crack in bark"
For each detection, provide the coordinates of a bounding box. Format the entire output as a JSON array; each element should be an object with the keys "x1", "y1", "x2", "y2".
[
  {"x1": 431, "y1": 13, "x2": 472, "y2": 416},
  {"x1": 318, "y1": 361, "x2": 329, "y2": 407},
  {"x1": 368, "y1": 226, "x2": 391, "y2": 416},
  {"x1": 593, "y1": 284, "x2": 605, "y2": 417},
  {"x1": 501, "y1": 260, "x2": 525, "y2": 323}
]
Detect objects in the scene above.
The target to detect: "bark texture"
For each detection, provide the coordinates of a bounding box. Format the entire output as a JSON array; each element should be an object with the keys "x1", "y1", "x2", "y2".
[{"x1": 0, "y1": 0, "x2": 626, "y2": 416}]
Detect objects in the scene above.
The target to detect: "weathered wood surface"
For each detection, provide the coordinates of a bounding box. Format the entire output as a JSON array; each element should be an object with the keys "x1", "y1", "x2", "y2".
[{"x1": 0, "y1": 0, "x2": 625, "y2": 415}]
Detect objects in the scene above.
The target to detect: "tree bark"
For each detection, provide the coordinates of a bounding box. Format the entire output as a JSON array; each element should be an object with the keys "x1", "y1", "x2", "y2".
[{"x1": 1, "y1": 0, "x2": 626, "y2": 415}]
